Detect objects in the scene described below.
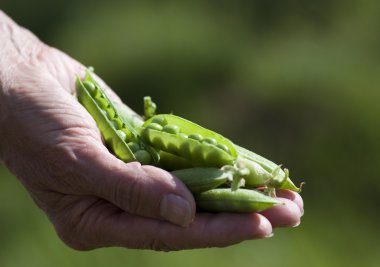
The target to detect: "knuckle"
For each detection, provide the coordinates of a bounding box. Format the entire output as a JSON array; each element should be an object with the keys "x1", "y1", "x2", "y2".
[
  {"x1": 111, "y1": 163, "x2": 169, "y2": 217},
  {"x1": 113, "y1": 164, "x2": 143, "y2": 214},
  {"x1": 53, "y1": 216, "x2": 94, "y2": 251},
  {"x1": 148, "y1": 238, "x2": 173, "y2": 252},
  {"x1": 51, "y1": 197, "x2": 113, "y2": 251},
  {"x1": 124, "y1": 181, "x2": 143, "y2": 214},
  {"x1": 143, "y1": 225, "x2": 176, "y2": 252}
]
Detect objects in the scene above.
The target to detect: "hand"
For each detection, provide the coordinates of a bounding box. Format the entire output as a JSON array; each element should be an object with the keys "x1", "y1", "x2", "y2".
[{"x1": 0, "y1": 11, "x2": 303, "y2": 251}]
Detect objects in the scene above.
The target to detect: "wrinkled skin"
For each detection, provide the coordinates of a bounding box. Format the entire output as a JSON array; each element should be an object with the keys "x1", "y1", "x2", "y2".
[{"x1": 0, "y1": 11, "x2": 303, "y2": 251}]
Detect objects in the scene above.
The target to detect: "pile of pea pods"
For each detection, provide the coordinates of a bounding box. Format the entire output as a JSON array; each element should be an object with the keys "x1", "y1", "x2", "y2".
[{"x1": 76, "y1": 70, "x2": 302, "y2": 213}]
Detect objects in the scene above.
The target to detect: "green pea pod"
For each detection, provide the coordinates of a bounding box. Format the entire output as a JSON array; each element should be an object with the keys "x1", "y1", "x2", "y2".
[
  {"x1": 237, "y1": 157, "x2": 273, "y2": 188},
  {"x1": 235, "y1": 145, "x2": 301, "y2": 192},
  {"x1": 172, "y1": 167, "x2": 229, "y2": 194},
  {"x1": 76, "y1": 71, "x2": 159, "y2": 164},
  {"x1": 195, "y1": 188, "x2": 283, "y2": 213},
  {"x1": 139, "y1": 114, "x2": 237, "y2": 167},
  {"x1": 113, "y1": 101, "x2": 144, "y2": 128},
  {"x1": 157, "y1": 151, "x2": 195, "y2": 171}
]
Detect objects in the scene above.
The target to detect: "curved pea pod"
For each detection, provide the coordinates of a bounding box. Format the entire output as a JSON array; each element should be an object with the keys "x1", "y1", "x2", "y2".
[
  {"x1": 157, "y1": 151, "x2": 195, "y2": 171},
  {"x1": 235, "y1": 145, "x2": 301, "y2": 192},
  {"x1": 76, "y1": 71, "x2": 159, "y2": 164},
  {"x1": 172, "y1": 167, "x2": 229, "y2": 194},
  {"x1": 195, "y1": 188, "x2": 283, "y2": 213},
  {"x1": 139, "y1": 114, "x2": 237, "y2": 167}
]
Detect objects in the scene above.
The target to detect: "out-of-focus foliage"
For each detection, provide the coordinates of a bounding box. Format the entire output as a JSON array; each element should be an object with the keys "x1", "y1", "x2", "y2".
[{"x1": 1, "y1": 0, "x2": 380, "y2": 266}]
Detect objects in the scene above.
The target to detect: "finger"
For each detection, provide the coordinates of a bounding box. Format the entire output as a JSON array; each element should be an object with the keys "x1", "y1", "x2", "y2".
[
  {"x1": 61, "y1": 199, "x2": 273, "y2": 251},
  {"x1": 76, "y1": 147, "x2": 196, "y2": 227},
  {"x1": 276, "y1": 189, "x2": 304, "y2": 216},
  {"x1": 152, "y1": 212, "x2": 272, "y2": 250},
  {"x1": 260, "y1": 197, "x2": 302, "y2": 228}
]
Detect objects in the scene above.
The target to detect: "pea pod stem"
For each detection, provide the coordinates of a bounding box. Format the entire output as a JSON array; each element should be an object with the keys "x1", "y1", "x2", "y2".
[
  {"x1": 144, "y1": 96, "x2": 157, "y2": 120},
  {"x1": 235, "y1": 145, "x2": 301, "y2": 192},
  {"x1": 220, "y1": 165, "x2": 247, "y2": 191}
]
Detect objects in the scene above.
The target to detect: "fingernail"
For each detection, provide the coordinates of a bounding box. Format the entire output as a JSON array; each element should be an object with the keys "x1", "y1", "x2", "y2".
[
  {"x1": 264, "y1": 233, "x2": 274, "y2": 239},
  {"x1": 292, "y1": 221, "x2": 301, "y2": 228},
  {"x1": 160, "y1": 194, "x2": 193, "y2": 227}
]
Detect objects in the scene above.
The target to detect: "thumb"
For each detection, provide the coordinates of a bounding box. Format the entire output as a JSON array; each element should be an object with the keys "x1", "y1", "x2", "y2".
[{"x1": 80, "y1": 148, "x2": 196, "y2": 227}]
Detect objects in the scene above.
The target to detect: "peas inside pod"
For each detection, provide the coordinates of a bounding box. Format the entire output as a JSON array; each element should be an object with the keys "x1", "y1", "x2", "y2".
[
  {"x1": 76, "y1": 69, "x2": 302, "y2": 214},
  {"x1": 76, "y1": 71, "x2": 159, "y2": 165}
]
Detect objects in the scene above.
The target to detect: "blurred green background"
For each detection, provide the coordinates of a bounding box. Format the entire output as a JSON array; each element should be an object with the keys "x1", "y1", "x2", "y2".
[{"x1": 1, "y1": 0, "x2": 379, "y2": 266}]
